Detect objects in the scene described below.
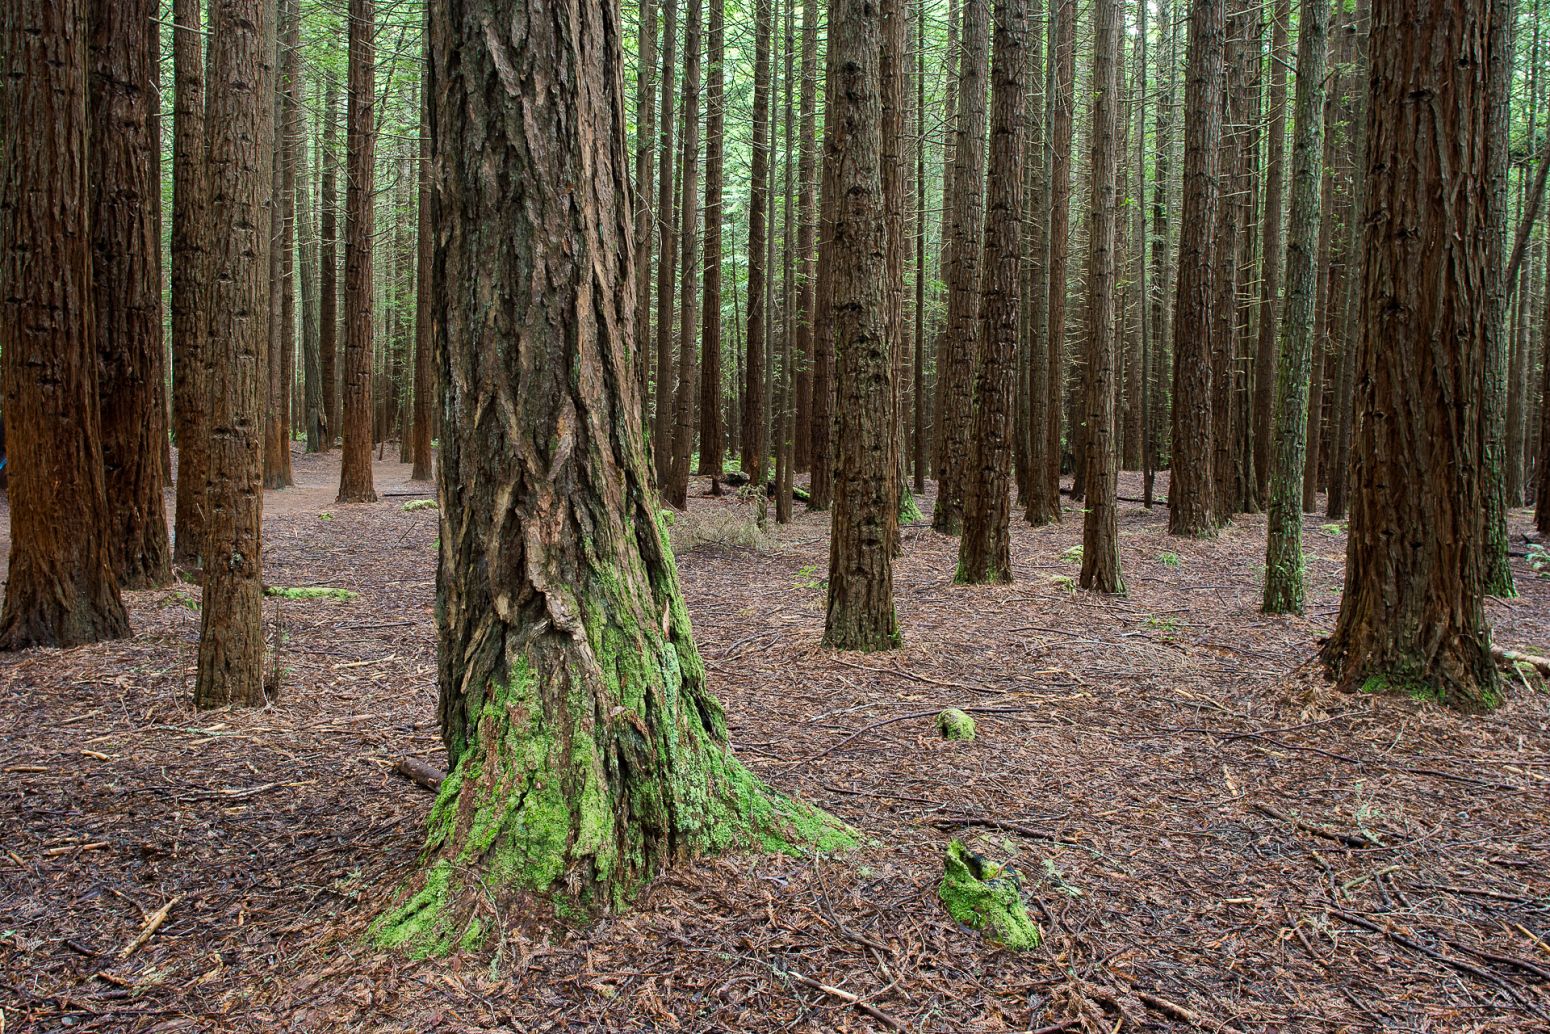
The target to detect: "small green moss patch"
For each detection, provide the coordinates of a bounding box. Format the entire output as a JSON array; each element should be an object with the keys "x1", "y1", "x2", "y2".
[
  {"x1": 936, "y1": 708, "x2": 976, "y2": 741},
  {"x1": 264, "y1": 586, "x2": 358, "y2": 601},
  {"x1": 938, "y1": 840, "x2": 1040, "y2": 951},
  {"x1": 402, "y1": 499, "x2": 438, "y2": 513}
]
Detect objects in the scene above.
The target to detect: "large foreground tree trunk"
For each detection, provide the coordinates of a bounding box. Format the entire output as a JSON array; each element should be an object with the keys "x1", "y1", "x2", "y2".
[
  {"x1": 338, "y1": 0, "x2": 377, "y2": 503},
  {"x1": 958, "y1": 0, "x2": 1028, "y2": 584},
  {"x1": 1320, "y1": 0, "x2": 1502, "y2": 710},
  {"x1": 196, "y1": 0, "x2": 272, "y2": 707},
  {"x1": 0, "y1": 0, "x2": 131, "y2": 650},
  {"x1": 823, "y1": 0, "x2": 900, "y2": 651},
  {"x1": 90, "y1": 0, "x2": 172, "y2": 589},
  {"x1": 373, "y1": 0, "x2": 849, "y2": 952}
]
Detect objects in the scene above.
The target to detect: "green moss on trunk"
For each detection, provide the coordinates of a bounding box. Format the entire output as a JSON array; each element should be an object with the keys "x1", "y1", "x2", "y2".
[{"x1": 938, "y1": 840, "x2": 1040, "y2": 951}]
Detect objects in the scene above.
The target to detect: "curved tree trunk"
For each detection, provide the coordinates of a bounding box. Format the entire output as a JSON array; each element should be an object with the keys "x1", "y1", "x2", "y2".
[
  {"x1": 1320, "y1": 0, "x2": 1502, "y2": 710},
  {"x1": 373, "y1": 0, "x2": 848, "y2": 951}
]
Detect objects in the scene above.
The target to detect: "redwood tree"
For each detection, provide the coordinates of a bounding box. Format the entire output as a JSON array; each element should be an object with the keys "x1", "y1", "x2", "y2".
[
  {"x1": 172, "y1": 0, "x2": 210, "y2": 569},
  {"x1": 196, "y1": 0, "x2": 272, "y2": 706},
  {"x1": 958, "y1": 0, "x2": 1028, "y2": 584},
  {"x1": 374, "y1": 0, "x2": 849, "y2": 949},
  {"x1": 742, "y1": 0, "x2": 773, "y2": 486},
  {"x1": 1263, "y1": 0, "x2": 1329, "y2": 615},
  {"x1": 411, "y1": 46, "x2": 435, "y2": 483},
  {"x1": 1168, "y1": 0, "x2": 1225, "y2": 535},
  {"x1": 1320, "y1": 0, "x2": 1502, "y2": 709},
  {"x1": 824, "y1": 0, "x2": 900, "y2": 651},
  {"x1": 1079, "y1": 0, "x2": 1124, "y2": 594},
  {"x1": 0, "y1": 0, "x2": 131, "y2": 650},
  {"x1": 338, "y1": 0, "x2": 377, "y2": 503},
  {"x1": 931, "y1": 0, "x2": 991, "y2": 535},
  {"x1": 90, "y1": 0, "x2": 172, "y2": 588}
]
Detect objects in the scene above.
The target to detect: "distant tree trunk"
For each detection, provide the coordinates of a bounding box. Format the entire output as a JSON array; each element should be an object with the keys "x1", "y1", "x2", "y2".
[
  {"x1": 296, "y1": 42, "x2": 323, "y2": 455},
  {"x1": 1263, "y1": 0, "x2": 1328, "y2": 615},
  {"x1": 913, "y1": 0, "x2": 929, "y2": 495},
  {"x1": 652, "y1": 0, "x2": 679, "y2": 481},
  {"x1": 665, "y1": 0, "x2": 702, "y2": 508},
  {"x1": 881, "y1": 0, "x2": 915, "y2": 525},
  {"x1": 743, "y1": 0, "x2": 771, "y2": 486},
  {"x1": 1327, "y1": 0, "x2": 1369, "y2": 521},
  {"x1": 1146, "y1": 0, "x2": 1177, "y2": 509},
  {"x1": 1167, "y1": 0, "x2": 1223, "y2": 535},
  {"x1": 1022, "y1": 0, "x2": 1050, "y2": 514},
  {"x1": 1027, "y1": 0, "x2": 1073, "y2": 526},
  {"x1": 795, "y1": 0, "x2": 819, "y2": 473},
  {"x1": 374, "y1": 0, "x2": 848, "y2": 947},
  {"x1": 264, "y1": 0, "x2": 297, "y2": 489},
  {"x1": 338, "y1": 0, "x2": 377, "y2": 503},
  {"x1": 1481, "y1": 0, "x2": 1515, "y2": 597},
  {"x1": 1, "y1": 0, "x2": 131, "y2": 649},
  {"x1": 1208, "y1": 0, "x2": 1247, "y2": 518},
  {"x1": 320, "y1": 80, "x2": 339, "y2": 450},
  {"x1": 807, "y1": 16, "x2": 839, "y2": 511},
  {"x1": 958, "y1": 0, "x2": 1028, "y2": 584},
  {"x1": 1320, "y1": 0, "x2": 1502, "y2": 710},
  {"x1": 824, "y1": 0, "x2": 899, "y2": 651},
  {"x1": 1538, "y1": 246, "x2": 1550, "y2": 530},
  {"x1": 411, "y1": 46, "x2": 435, "y2": 482},
  {"x1": 172, "y1": 0, "x2": 210, "y2": 569},
  {"x1": 931, "y1": 0, "x2": 991, "y2": 535},
  {"x1": 1079, "y1": 0, "x2": 1124, "y2": 594},
  {"x1": 776, "y1": 0, "x2": 798, "y2": 523},
  {"x1": 1253, "y1": 0, "x2": 1290, "y2": 506},
  {"x1": 698, "y1": 0, "x2": 727, "y2": 477},
  {"x1": 89, "y1": 0, "x2": 172, "y2": 589},
  {"x1": 196, "y1": 0, "x2": 272, "y2": 706},
  {"x1": 634, "y1": 0, "x2": 658, "y2": 401}
]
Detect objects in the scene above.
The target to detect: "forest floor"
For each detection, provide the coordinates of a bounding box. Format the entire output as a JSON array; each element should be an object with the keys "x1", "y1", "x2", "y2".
[{"x1": 3, "y1": 445, "x2": 1550, "y2": 1033}]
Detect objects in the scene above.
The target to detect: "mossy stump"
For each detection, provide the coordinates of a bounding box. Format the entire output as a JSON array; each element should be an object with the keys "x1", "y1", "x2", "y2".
[
  {"x1": 937, "y1": 840, "x2": 1040, "y2": 951},
  {"x1": 937, "y1": 708, "x2": 976, "y2": 741}
]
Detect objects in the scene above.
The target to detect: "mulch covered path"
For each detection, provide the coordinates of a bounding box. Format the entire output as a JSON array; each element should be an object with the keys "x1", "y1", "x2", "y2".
[{"x1": 2, "y1": 447, "x2": 1548, "y2": 1033}]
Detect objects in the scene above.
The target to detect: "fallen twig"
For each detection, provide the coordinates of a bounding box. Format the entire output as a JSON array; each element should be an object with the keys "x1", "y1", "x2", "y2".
[
  {"x1": 780, "y1": 967, "x2": 903, "y2": 1030},
  {"x1": 118, "y1": 895, "x2": 181, "y2": 961}
]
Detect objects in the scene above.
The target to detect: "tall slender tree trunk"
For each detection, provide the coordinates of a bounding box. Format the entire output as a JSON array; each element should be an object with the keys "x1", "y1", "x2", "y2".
[
  {"x1": 931, "y1": 0, "x2": 991, "y2": 535},
  {"x1": 374, "y1": 0, "x2": 849, "y2": 949},
  {"x1": 196, "y1": 0, "x2": 272, "y2": 705},
  {"x1": 1146, "y1": 0, "x2": 1177, "y2": 509},
  {"x1": 90, "y1": 0, "x2": 172, "y2": 588},
  {"x1": 959, "y1": 0, "x2": 1028, "y2": 584},
  {"x1": 698, "y1": 0, "x2": 727, "y2": 477},
  {"x1": 411, "y1": 41, "x2": 435, "y2": 482},
  {"x1": 794, "y1": 0, "x2": 819, "y2": 474},
  {"x1": 1079, "y1": 0, "x2": 1124, "y2": 594},
  {"x1": 1167, "y1": 0, "x2": 1224, "y2": 535},
  {"x1": 265, "y1": 0, "x2": 298, "y2": 489},
  {"x1": 320, "y1": 80, "x2": 339, "y2": 450},
  {"x1": 913, "y1": 0, "x2": 930, "y2": 495},
  {"x1": 807, "y1": 10, "x2": 839, "y2": 511},
  {"x1": 634, "y1": 0, "x2": 658, "y2": 402},
  {"x1": 743, "y1": 0, "x2": 772, "y2": 486},
  {"x1": 172, "y1": 0, "x2": 210, "y2": 569},
  {"x1": 1027, "y1": 0, "x2": 1073, "y2": 526},
  {"x1": 1327, "y1": 0, "x2": 1369, "y2": 521},
  {"x1": 776, "y1": 0, "x2": 798, "y2": 523},
  {"x1": 653, "y1": 0, "x2": 680, "y2": 481},
  {"x1": 1, "y1": 0, "x2": 132, "y2": 649},
  {"x1": 824, "y1": 0, "x2": 899, "y2": 651},
  {"x1": 297, "y1": 59, "x2": 323, "y2": 456},
  {"x1": 1482, "y1": 0, "x2": 1515, "y2": 596},
  {"x1": 1320, "y1": 0, "x2": 1502, "y2": 710},
  {"x1": 666, "y1": 0, "x2": 702, "y2": 508},
  {"x1": 338, "y1": 0, "x2": 377, "y2": 502},
  {"x1": 1253, "y1": 0, "x2": 1290, "y2": 505},
  {"x1": 1263, "y1": 0, "x2": 1328, "y2": 615}
]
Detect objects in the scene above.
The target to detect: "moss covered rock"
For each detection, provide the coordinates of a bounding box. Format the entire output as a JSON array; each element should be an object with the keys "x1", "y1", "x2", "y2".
[
  {"x1": 937, "y1": 840, "x2": 1040, "y2": 951},
  {"x1": 936, "y1": 708, "x2": 976, "y2": 741}
]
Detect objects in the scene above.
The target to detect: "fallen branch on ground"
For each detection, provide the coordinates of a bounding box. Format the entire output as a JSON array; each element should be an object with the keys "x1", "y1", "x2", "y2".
[{"x1": 393, "y1": 756, "x2": 445, "y2": 792}]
